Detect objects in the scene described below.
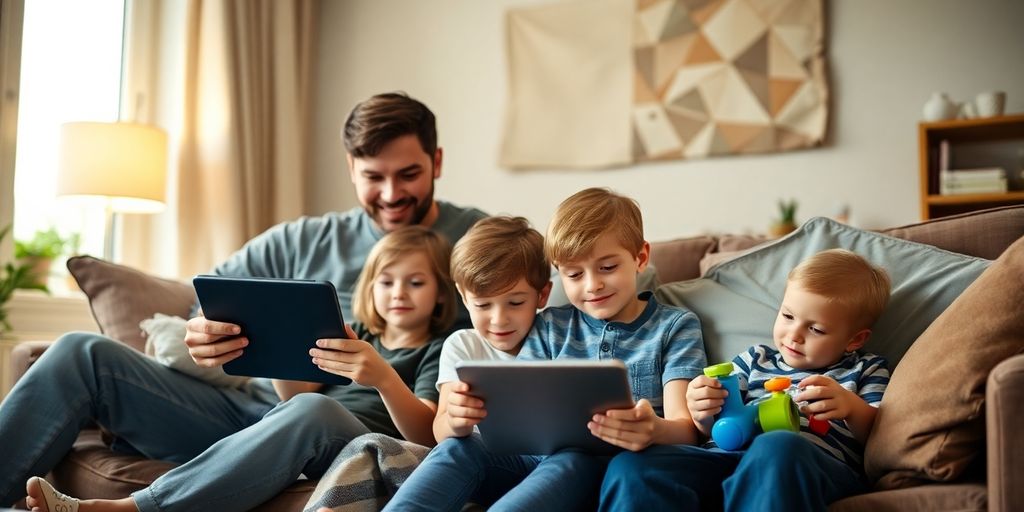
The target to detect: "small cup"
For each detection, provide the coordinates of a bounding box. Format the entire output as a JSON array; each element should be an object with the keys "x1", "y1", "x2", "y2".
[{"x1": 975, "y1": 91, "x2": 1006, "y2": 117}]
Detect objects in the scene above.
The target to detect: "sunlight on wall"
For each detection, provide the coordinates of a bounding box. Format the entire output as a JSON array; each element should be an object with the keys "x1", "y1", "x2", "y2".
[{"x1": 13, "y1": 0, "x2": 124, "y2": 260}]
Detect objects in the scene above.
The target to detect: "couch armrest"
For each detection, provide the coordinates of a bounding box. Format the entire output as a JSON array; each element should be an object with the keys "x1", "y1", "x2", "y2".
[
  {"x1": 987, "y1": 353, "x2": 1024, "y2": 512},
  {"x1": 10, "y1": 340, "x2": 55, "y2": 386}
]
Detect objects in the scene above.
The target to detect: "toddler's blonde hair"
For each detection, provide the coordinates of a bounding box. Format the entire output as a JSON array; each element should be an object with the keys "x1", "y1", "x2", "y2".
[{"x1": 788, "y1": 248, "x2": 891, "y2": 329}]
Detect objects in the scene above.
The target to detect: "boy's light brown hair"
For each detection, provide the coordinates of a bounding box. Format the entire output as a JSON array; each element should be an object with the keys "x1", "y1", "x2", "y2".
[
  {"x1": 787, "y1": 248, "x2": 892, "y2": 330},
  {"x1": 451, "y1": 216, "x2": 550, "y2": 297},
  {"x1": 343, "y1": 92, "x2": 437, "y2": 158},
  {"x1": 545, "y1": 187, "x2": 645, "y2": 266},
  {"x1": 353, "y1": 226, "x2": 456, "y2": 336}
]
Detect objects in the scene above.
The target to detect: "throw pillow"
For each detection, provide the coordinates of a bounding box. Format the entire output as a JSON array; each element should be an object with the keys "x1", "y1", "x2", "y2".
[
  {"x1": 865, "y1": 234, "x2": 1024, "y2": 489},
  {"x1": 67, "y1": 255, "x2": 196, "y2": 352},
  {"x1": 656, "y1": 217, "x2": 991, "y2": 367},
  {"x1": 141, "y1": 313, "x2": 250, "y2": 388}
]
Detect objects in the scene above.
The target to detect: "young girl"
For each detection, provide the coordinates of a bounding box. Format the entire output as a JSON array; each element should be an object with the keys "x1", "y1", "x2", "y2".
[{"x1": 25, "y1": 226, "x2": 456, "y2": 512}]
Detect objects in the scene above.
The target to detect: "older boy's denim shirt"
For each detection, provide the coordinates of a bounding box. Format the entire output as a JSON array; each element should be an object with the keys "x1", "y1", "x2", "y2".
[{"x1": 517, "y1": 292, "x2": 706, "y2": 417}]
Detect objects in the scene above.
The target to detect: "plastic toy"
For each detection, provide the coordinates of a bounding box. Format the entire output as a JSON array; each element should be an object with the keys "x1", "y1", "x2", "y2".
[{"x1": 703, "y1": 362, "x2": 801, "y2": 450}]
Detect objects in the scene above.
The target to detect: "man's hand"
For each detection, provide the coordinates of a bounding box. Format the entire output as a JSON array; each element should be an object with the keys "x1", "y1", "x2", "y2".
[
  {"x1": 795, "y1": 375, "x2": 859, "y2": 421},
  {"x1": 184, "y1": 312, "x2": 246, "y2": 368},
  {"x1": 444, "y1": 381, "x2": 487, "y2": 437},
  {"x1": 588, "y1": 399, "x2": 658, "y2": 452},
  {"x1": 685, "y1": 375, "x2": 727, "y2": 433},
  {"x1": 309, "y1": 324, "x2": 394, "y2": 388}
]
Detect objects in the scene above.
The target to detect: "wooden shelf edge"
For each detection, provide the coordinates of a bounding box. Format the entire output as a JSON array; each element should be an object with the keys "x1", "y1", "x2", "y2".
[{"x1": 926, "y1": 191, "x2": 1024, "y2": 205}]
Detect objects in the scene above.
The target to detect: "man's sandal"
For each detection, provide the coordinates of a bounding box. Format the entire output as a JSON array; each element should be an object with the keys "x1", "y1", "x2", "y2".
[{"x1": 29, "y1": 476, "x2": 80, "y2": 512}]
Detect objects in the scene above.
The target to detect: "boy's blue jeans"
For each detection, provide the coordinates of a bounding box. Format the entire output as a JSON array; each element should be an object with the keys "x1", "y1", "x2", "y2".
[
  {"x1": 600, "y1": 431, "x2": 867, "y2": 512},
  {"x1": 384, "y1": 432, "x2": 605, "y2": 512},
  {"x1": 0, "y1": 333, "x2": 372, "y2": 511}
]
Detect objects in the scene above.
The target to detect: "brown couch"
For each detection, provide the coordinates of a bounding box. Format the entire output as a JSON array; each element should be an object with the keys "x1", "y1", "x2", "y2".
[{"x1": 8, "y1": 205, "x2": 1024, "y2": 511}]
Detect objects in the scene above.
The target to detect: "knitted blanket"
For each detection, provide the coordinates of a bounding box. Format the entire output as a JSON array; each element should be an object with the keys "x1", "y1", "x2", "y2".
[{"x1": 303, "y1": 433, "x2": 430, "y2": 512}]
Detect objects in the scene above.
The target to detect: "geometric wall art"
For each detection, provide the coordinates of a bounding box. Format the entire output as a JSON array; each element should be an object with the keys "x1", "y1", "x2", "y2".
[{"x1": 501, "y1": 0, "x2": 827, "y2": 169}]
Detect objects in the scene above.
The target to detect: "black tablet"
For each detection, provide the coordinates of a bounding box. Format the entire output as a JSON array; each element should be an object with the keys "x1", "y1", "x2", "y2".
[
  {"x1": 192, "y1": 275, "x2": 351, "y2": 385},
  {"x1": 454, "y1": 359, "x2": 634, "y2": 455}
]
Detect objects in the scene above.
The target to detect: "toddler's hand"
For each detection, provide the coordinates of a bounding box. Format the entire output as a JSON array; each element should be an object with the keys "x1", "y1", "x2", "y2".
[
  {"x1": 588, "y1": 399, "x2": 657, "y2": 452},
  {"x1": 795, "y1": 375, "x2": 858, "y2": 421},
  {"x1": 686, "y1": 375, "x2": 727, "y2": 427},
  {"x1": 445, "y1": 381, "x2": 487, "y2": 437}
]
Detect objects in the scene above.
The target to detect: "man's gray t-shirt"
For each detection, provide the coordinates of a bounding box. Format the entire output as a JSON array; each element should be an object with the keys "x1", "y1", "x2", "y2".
[{"x1": 209, "y1": 200, "x2": 487, "y2": 326}]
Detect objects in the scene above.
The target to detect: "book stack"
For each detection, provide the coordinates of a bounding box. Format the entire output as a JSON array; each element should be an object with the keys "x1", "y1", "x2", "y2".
[{"x1": 939, "y1": 167, "x2": 1008, "y2": 195}]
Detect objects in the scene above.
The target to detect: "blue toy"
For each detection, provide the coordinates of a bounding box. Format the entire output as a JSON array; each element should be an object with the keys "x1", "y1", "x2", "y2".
[{"x1": 703, "y1": 362, "x2": 800, "y2": 450}]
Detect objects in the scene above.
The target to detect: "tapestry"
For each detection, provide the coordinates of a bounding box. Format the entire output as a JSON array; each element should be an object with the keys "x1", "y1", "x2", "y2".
[{"x1": 501, "y1": 0, "x2": 827, "y2": 169}]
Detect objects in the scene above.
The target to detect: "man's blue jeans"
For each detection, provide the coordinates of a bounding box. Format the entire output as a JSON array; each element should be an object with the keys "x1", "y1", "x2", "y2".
[
  {"x1": 0, "y1": 333, "x2": 372, "y2": 511},
  {"x1": 385, "y1": 433, "x2": 605, "y2": 512},
  {"x1": 600, "y1": 431, "x2": 867, "y2": 512}
]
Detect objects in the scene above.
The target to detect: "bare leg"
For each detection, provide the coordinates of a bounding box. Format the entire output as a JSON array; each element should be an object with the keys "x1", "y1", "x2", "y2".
[{"x1": 25, "y1": 477, "x2": 137, "y2": 512}]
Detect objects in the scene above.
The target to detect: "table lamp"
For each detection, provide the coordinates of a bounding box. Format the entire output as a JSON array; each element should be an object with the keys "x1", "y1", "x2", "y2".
[{"x1": 57, "y1": 121, "x2": 167, "y2": 262}]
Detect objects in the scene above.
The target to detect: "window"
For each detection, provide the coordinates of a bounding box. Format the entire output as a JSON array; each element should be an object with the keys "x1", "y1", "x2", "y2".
[{"x1": 12, "y1": 0, "x2": 125, "y2": 271}]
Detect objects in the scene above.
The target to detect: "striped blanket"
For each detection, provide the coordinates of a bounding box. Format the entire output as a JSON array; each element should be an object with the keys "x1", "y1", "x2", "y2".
[{"x1": 303, "y1": 433, "x2": 430, "y2": 512}]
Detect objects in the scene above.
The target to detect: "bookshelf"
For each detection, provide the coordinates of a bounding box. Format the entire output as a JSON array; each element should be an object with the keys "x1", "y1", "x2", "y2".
[{"x1": 918, "y1": 114, "x2": 1024, "y2": 220}]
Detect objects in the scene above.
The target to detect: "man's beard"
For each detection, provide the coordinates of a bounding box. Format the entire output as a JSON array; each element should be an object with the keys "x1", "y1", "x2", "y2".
[{"x1": 369, "y1": 181, "x2": 435, "y2": 229}]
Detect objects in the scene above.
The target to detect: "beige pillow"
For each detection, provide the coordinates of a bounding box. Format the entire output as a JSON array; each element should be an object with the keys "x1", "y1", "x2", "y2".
[
  {"x1": 67, "y1": 256, "x2": 196, "y2": 353},
  {"x1": 865, "y1": 235, "x2": 1024, "y2": 489}
]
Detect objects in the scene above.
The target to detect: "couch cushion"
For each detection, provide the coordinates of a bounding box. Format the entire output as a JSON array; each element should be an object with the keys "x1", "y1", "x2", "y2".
[
  {"x1": 656, "y1": 217, "x2": 990, "y2": 366},
  {"x1": 865, "y1": 234, "x2": 1024, "y2": 489},
  {"x1": 67, "y1": 256, "x2": 196, "y2": 352},
  {"x1": 828, "y1": 482, "x2": 986, "y2": 512},
  {"x1": 649, "y1": 235, "x2": 717, "y2": 284},
  {"x1": 880, "y1": 205, "x2": 1024, "y2": 260}
]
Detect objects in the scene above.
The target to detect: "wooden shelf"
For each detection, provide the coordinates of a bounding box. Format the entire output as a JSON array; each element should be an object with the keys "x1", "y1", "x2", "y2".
[
  {"x1": 918, "y1": 114, "x2": 1024, "y2": 220},
  {"x1": 926, "y1": 191, "x2": 1024, "y2": 205}
]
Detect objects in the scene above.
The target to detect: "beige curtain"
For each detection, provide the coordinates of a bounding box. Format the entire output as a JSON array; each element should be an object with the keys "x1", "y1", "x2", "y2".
[{"x1": 122, "y1": 0, "x2": 317, "y2": 279}]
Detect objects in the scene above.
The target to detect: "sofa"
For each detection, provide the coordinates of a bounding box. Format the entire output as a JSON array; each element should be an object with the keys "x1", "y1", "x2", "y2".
[{"x1": 7, "y1": 205, "x2": 1024, "y2": 511}]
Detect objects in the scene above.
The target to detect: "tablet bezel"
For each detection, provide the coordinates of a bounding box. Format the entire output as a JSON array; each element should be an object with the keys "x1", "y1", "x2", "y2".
[
  {"x1": 192, "y1": 275, "x2": 351, "y2": 385},
  {"x1": 454, "y1": 359, "x2": 634, "y2": 455}
]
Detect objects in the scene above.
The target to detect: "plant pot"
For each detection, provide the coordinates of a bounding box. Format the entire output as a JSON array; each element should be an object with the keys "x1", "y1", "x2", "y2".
[
  {"x1": 769, "y1": 222, "x2": 797, "y2": 238},
  {"x1": 19, "y1": 256, "x2": 53, "y2": 289}
]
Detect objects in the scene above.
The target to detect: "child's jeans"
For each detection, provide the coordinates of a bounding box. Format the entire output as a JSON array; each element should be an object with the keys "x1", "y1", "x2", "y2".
[
  {"x1": 385, "y1": 432, "x2": 605, "y2": 512},
  {"x1": 600, "y1": 431, "x2": 867, "y2": 512}
]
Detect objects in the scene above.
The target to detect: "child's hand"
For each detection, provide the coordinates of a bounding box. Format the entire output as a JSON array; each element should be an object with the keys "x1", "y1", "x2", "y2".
[
  {"x1": 685, "y1": 375, "x2": 727, "y2": 428},
  {"x1": 588, "y1": 399, "x2": 657, "y2": 452},
  {"x1": 445, "y1": 381, "x2": 487, "y2": 437},
  {"x1": 310, "y1": 324, "x2": 394, "y2": 388},
  {"x1": 795, "y1": 375, "x2": 859, "y2": 421}
]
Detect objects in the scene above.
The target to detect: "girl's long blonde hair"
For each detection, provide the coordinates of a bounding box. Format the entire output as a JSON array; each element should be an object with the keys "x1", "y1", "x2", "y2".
[{"x1": 352, "y1": 226, "x2": 456, "y2": 336}]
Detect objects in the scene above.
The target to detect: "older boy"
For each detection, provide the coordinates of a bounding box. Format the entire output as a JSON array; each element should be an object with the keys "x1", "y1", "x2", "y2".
[
  {"x1": 385, "y1": 188, "x2": 707, "y2": 511},
  {"x1": 600, "y1": 248, "x2": 891, "y2": 511}
]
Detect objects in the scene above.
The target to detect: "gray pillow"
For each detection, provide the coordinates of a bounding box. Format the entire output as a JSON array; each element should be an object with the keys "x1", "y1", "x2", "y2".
[{"x1": 656, "y1": 217, "x2": 991, "y2": 367}]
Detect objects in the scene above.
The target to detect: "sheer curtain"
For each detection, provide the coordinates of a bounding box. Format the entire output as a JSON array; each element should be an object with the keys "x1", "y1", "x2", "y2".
[{"x1": 121, "y1": 0, "x2": 317, "y2": 279}]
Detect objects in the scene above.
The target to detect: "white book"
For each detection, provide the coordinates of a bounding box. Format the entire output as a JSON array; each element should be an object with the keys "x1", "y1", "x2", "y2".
[
  {"x1": 940, "y1": 177, "x2": 1007, "y2": 195},
  {"x1": 943, "y1": 167, "x2": 1006, "y2": 181}
]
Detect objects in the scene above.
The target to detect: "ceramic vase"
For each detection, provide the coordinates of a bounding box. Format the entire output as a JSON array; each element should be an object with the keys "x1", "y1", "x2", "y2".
[{"x1": 923, "y1": 92, "x2": 957, "y2": 121}]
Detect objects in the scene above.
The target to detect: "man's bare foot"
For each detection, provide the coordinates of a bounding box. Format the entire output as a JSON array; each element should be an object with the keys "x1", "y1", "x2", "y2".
[{"x1": 25, "y1": 477, "x2": 138, "y2": 512}]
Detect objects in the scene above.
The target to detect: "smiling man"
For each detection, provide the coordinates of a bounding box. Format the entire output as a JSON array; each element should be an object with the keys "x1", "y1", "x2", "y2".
[{"x1": 206, "y1": 92, "x2": 487, "y2": 323}]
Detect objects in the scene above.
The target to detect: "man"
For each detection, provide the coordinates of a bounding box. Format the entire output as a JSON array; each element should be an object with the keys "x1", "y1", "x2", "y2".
[{"x1": 0, "y1": 92, "x2": 486, "y2": 508}]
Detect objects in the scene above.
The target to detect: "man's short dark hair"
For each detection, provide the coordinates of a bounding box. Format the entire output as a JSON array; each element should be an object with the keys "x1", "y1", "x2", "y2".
[{"x1": 342, "y1": 92, "x2": 437, "y2": 158}]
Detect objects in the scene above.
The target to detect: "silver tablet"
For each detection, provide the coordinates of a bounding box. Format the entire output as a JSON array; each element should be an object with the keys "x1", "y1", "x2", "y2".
[{"x1": 454, "y1": 359, "x2": 634, "y2": 455}]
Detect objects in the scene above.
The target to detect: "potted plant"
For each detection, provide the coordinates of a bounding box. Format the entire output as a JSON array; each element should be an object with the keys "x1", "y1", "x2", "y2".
[
  {"x1": 1, "y1": 225, "x2": 49, "y2": 333},
  {"x1": 14, "y1": 227, "x2": 79, "y2": 290},
  {"x1": 769, "y1": 199, "x2": 798, "y2": 237}
]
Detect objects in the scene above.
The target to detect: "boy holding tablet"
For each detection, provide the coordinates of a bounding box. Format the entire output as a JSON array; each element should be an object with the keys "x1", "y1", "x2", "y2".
[
  {"x1": 432, "y1": 215, "x2": 553, "y2": 441},
  {"x1": 387, "y1": 188, "x2": 707, "y2": 511}
]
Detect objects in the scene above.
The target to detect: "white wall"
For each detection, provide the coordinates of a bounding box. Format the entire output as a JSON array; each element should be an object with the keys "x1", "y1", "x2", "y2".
[{"x1": 309, "y1": 0, "x2": 1024, "y2": 242}]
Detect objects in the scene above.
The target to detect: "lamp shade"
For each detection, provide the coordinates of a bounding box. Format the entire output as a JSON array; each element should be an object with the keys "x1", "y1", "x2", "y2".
[{"x1": 58, "y1": 121, "x2": 167, "y2": 213}]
